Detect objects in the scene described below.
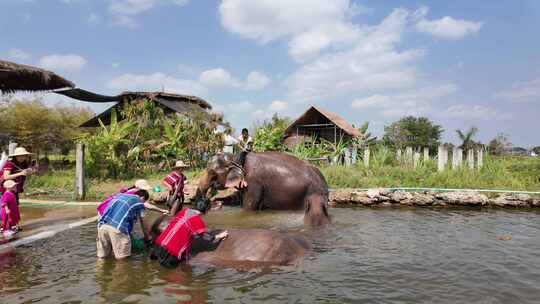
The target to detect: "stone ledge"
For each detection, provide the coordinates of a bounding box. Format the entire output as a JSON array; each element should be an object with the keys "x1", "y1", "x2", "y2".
[{"x1": 329, "y1": 188, "x2": 539, "y2": 208}]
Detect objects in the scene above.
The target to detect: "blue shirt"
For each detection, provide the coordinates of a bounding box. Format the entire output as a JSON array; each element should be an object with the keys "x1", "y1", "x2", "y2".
[{"x1": 98, "y1": 193, "x2": 145, "y2": 235}]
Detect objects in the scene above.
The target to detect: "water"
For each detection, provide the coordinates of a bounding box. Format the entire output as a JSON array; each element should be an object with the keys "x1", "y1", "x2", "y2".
[{"x1": 1, "y1": 207, "x2": 540, "y2": 303}]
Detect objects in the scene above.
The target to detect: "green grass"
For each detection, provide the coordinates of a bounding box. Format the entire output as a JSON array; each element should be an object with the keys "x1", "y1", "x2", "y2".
[
  {"x1": 24, "y1": 168, "x2": 203, "y2": 201},
  {"x1": 321, "y1": 156, "x2": 540, "y2": 191},
  {"x1": 23, "y1": 156, "x2": 540, "y2": 201}
]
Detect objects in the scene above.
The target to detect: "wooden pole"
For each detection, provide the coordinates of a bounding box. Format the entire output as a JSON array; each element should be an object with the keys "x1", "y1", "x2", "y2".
[
  {"x1": 75, "y1": 143, "x2": 85, "y2": 200},
  {"x1": 413, "y1": 151, "x2": 420, "y2": 168},
  {"x1": 344, "y1": 147, "x2": 351, "y2": 166},
  {"x1": 405, "y1": 146, "x2": 413, "y2": 166},
  {"x1": 8, "y1": 142, "x2": 17, "y2": 155},
  {"x1": 423, "y1": 147, "x2": 429, "y2": 162},
  {"x1": 396, "y1": 148, "x2": 402, "y2": 163},
  {"x1": 452, "y1": 147, "x2": 460, "y2": 170},
  {"x1": 477, "y1": 148, "x2": 484, "y2": 170},
  {"x1": 437, "y1": 145, "x2": 445, "y2": 171},
  {"x1": 467, "y1": 149, "x2": 474, "y2": 169},
  {"x1": 351, "y1": 147, "x2": 357, "y2": 165},
  {"x1": 363, "y1": 148, "x2": 370, "y2": 168}
]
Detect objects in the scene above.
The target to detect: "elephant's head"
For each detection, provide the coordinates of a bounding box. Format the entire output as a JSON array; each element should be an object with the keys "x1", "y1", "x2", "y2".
[{"x1": 194, "y1": 153, "x2": 243, "y2": 201}]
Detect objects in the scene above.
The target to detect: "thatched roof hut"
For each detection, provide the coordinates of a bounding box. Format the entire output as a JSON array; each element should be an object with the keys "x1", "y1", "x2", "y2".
[
  {"x1": 55, "y1": 88, "x2": 217, "y2": 127},
  {"x1": 283, "y1": 106, "x2": 360, "y2": 147},
  {"x1": 0, "y1": 59, "x2": 75, "y2": 94}
]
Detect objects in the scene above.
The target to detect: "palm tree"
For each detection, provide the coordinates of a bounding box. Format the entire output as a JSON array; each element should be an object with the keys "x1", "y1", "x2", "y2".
[{"x1": 456, "y1": 126, "x2": 479, "y2": 150}]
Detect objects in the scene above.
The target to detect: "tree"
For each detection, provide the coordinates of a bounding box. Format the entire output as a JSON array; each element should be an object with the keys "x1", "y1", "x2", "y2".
[
  {"x1": 350, "y1": 121, "x2": 377, "y2": 150},
  {"x1": 487, "y1": 133, "x2": 511, "y2": 156},
  {"x1": 0, "y1": 97, "x2": 93, "y2": 157},
  {"x1": 382, "y1": 116, "x2": 443, "y2": 150},
  {"x1": 532, "y1": 146, "x2": 540, "y2": 155},
  {"x1": 455, "y1": 126, "x2": 479, "y2": 150},
  {"x1": 252, "y1": 114, "x2": 291, "y2": 152}
]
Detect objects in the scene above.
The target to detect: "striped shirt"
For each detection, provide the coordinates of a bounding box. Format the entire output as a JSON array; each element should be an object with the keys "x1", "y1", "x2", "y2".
[
  {"x1": 163, "y1": 171, "x2": 186, "y2": 198},
  {"x1": 98, "y1": 193, "x2": 145, "y2": 235}
]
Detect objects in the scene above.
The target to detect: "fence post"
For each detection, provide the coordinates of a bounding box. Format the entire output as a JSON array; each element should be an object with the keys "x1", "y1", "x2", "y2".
[
  {"x1": 75, "y1": 143, "x2": 85, "y2": 200},
  {"x1": 467, "y1": 149, "x2": 474, "y2": 169},
  {"x1": 344, "y1": 147, "x2": 351, "y2": 166},
  {"x1": 351, "y1": 147, "x2": 358, "y2": 165},
  {"x1": 8, "y1": 142, "x2": 17, "y2": 155},
  {"x1": 477, "y1": 148, "x2": 484, "y2": 170},
  {"x1": 363, "y1": 148, "x2": 370, "y2": 168},
  {"x1": 413, "y1": 151, "x2": 420, "y2": 168},
  {"x1": 423, "y1": 147, "x2": 429, "y2": 162},
  {"x1": 452, "y1": 147, "x2": 461, "y2": 170},
  {"x1": 437, "y1": 145, "x2": 446, "y2": 171},
  {"x1": 405, "y1": 146, "x2": 413, "y2": 166},
  {"x1": 396, "y1": 148, "x2": 402, "y2": 163}
]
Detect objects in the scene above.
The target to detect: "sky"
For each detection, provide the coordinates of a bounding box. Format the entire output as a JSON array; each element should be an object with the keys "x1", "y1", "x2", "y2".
[{"x1": 1, "y1": 0, "x2": 539, "y2": 147}]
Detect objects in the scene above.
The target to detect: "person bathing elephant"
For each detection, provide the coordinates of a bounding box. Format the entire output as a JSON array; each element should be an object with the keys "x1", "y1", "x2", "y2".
[
  {"x1": 148, "y1": 199, "x2": 310, "y2": 268},
  {"x1": 195, "y1": 151, "x2": 330, "y2": 227}
]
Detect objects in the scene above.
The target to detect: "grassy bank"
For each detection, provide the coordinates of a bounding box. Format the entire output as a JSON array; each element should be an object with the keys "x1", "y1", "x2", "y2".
[
  {"x1": 23, "y1": 156, "x2": 539, "y2": 201},
  {"x1": 322, "y1": 156, "x2": 540, "y2": 191}
]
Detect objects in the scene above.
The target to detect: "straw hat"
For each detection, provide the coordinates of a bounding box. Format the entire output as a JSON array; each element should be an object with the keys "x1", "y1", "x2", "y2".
[
  {"x1": 9, "y1": 147, "x2": 32, "y2": 157},
  {"x1": 3, "y1": 180, "x2": 17, "y2": 189},
  {"x1": 134, "y1": 179, "x2": 152, "y2": 191},
  {"x1": 173, "y1": 160, "x2": 189, "y2": 168}
]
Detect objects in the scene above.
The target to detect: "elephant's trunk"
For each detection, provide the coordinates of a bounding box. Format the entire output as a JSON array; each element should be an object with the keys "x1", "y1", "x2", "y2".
[{"x1": 304, "y1": 194, "x2": 331, "y2": 228}]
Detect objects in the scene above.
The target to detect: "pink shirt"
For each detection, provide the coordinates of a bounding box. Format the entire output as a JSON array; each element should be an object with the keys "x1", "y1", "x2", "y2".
[
  {"x1": 163, "y1": 171, "x2": 186, "y2": 198},
  {"x1": 1, "y1": 191, "x2": 20, "y2": 230}
]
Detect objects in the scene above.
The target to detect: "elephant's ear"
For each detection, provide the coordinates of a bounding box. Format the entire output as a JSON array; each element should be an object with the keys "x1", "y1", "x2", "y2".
[{"x1": 224, "y1": 167, "x2": 243, "y2": 188}]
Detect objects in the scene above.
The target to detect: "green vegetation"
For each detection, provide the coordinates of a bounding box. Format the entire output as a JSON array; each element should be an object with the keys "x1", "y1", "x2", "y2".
[
  {"x1": 322, "y1": 155, "x2": 540, "y2": 191},
  {"x1": 80, "y1": 99, "x2": 223, "y2": 179},
  {"x1": 382, "y1": 116, "x2": 443, "y2": 151},
  {"x1": 0, "y1": 97, "x2": 93, "y2": 157}
]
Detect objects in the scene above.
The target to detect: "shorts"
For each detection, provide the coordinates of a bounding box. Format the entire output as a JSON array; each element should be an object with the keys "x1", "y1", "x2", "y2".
[{"x1": 96, "y1": 224, "x2": 131, "y2": 259}]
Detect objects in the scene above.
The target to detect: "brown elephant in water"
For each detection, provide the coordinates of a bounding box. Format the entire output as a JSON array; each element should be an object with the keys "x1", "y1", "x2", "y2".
[
  {"x1": 195, "y1": 152, "x2": 330, "y2": 227},
  {"x1": 149, "y1": 215, "x2": 310, "y2": 266}
]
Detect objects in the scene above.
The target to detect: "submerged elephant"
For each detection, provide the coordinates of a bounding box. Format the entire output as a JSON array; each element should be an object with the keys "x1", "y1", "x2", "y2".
[
  {"x1": 149, "y1": 215, "x2": 310, "y2": 266},
  {"x1": 195, "y1": 152, "x2": 330, "y2": 227}
]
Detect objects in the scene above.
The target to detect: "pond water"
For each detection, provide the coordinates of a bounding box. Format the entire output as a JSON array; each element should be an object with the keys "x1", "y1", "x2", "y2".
[{"x1": 1, "y1": 207, "x2": 540, "y2": 303}]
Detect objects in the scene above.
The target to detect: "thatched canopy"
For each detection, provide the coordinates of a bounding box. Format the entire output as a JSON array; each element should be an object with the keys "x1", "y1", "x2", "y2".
[
  {"x1": 54, "y1": 88, "x2": 216, "y2": 127},
  {"x1": 0, "y1": 59, "x2": 75, "y2": 94},
  {"x1": 283, "y1": 106, "x2": 360, "y2": 147}
]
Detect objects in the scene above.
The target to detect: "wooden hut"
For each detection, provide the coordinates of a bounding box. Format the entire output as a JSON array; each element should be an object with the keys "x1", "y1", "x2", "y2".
[
  {"x1": 54, "y1": 89, "x2": 221, "y2": 127},
  {"x1": 283, "y1": 106, "x2": 360, "y2": 148},
  {"x1": 0, "y1": 59, "x2": 74, "y2": 94}
]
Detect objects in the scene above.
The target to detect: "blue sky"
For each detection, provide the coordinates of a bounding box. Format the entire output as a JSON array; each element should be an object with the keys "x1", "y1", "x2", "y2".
[{"x1": 1, "y1": 0, "x2": 539, "y2": 147}]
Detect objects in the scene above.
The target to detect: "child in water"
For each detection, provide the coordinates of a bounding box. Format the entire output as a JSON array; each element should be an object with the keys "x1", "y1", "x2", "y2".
[{"x1": 1, "y1": 180, "x2": 21, "y2": 237}]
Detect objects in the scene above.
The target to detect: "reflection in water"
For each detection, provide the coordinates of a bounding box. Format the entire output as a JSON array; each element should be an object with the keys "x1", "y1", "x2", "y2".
[{"x1": 1, "y1": 207, "x2": 540, "y2": 303}]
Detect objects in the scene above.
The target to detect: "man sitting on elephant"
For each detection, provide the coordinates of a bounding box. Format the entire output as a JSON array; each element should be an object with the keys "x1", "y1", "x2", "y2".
[{"x1": 150, "y1": 199, "x2": 229, "y2": 268}]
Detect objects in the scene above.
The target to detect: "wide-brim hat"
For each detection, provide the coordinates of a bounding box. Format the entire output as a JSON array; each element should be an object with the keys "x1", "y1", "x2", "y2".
[
  {"x1": 134, "y1": 179, "x2": 152, "y2": 191},
  {"x1": 9, "y1": 147, "x2": 32, "y2": 157},
  {"x1": 3, "y1": 180, "x2": 18, "y2": 189},
  {"x1": 173, "y1": 160, "x2": 189, "y2": 168}
]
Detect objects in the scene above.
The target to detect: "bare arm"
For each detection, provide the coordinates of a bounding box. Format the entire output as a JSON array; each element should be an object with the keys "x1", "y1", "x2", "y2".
[
  {"x1": 143, "y1": 202, "x2": 169, "y2": 214},
  {"x1": 3, "y1": 169, "x2": 26, "y2": 180}
]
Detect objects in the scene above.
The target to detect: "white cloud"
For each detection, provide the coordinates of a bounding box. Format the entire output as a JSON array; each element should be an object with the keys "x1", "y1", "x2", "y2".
[
  {"x1": 351, "y1": 84, "x2": 459, "y2": 117},
  {"x1": 199, "y1": 68, "x2": 240, "y2": 88},
  {"x1": 268, "y1": 100, "x2": 288, "y2": 112},
  {"x1": 219, "y1": 0, "x2": 363, "y2": 61},
  {"x1": 87, "y1": 13, "x2": 101, "y2": 24},
  {"x1": 8, "y1": 49, "x2": 31, "y2": 60},
  {"x1": 438, "y1": 104, "x2": 507, "y2": 120},
  {"x1": 244, "y1": 71, "x2": 271, "y2": 90},
  {"x1": 39, "y1": 54, "x2": 87, "y2": 72},
  {"x1": 288, "y1": 8, "x2": 424, "y2": 102},
  {"x1": 108, "y1": 0, "x2": 190, "y2": 28},
  {"x1": 416, "y1": 16, "x2": 483, "y2": 39},
  {"x1": 107, "y1": 72, "x2": 205, "y2": 95},
  {"x1": 199, "y1": 68, "x2": 270, "y2": 90},
  {"x1": 494, "y1": 78, "x2": 540, "y2": 103}
]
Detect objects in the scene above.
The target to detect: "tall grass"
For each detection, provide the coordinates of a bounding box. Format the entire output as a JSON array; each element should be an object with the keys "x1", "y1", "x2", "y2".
[{"x1": 321, "y1": 155, "x2": 540, "y2": 191}]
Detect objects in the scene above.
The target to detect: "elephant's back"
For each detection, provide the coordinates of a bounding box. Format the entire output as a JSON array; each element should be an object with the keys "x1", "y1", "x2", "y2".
[{"x1": 193, "y1": 229, "x2": 310, "y2": 265}]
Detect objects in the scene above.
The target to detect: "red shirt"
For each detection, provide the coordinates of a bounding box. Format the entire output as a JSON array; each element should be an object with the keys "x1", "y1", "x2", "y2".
[
  {"x1": 0, "y1": 161, "x2": 27, "y2": 193},
  {"x1": 163, "y1": 171, "x2": 186, "y2": 198},
  {"x1": 154, "y1": 208, "x2": 207, "y2": 260}
]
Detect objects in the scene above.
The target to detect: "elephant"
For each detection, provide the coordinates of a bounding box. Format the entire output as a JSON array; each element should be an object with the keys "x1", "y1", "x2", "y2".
[
  {"x1": 148, "y1": 215, "x2": 310, "y2": 266},
  {"x1": 195, "y1": 152, "x2": 331, "y2": 227}
]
